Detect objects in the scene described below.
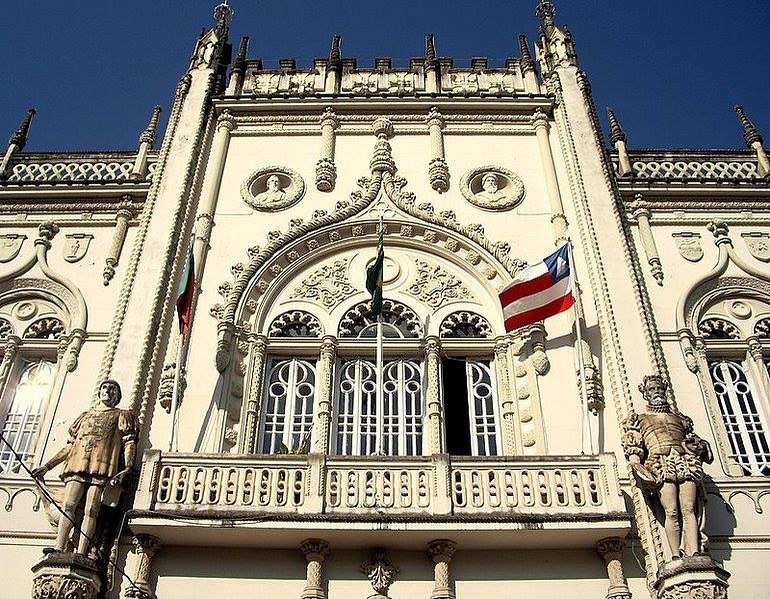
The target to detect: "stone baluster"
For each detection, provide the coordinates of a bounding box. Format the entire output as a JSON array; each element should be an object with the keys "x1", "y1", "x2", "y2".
[
  {"x1": 311, "y1": 336, "x2": 337, "y2": 453},
  {"x1": 0, "y1": 108, "x2": 35, "y2": 179},
  {"x1": 103, "y1": 196, "x2": 137, "y2": 285},
  {"x1": 423, "y1": 336, "x2": 444, "y2": 454},
  {"x1": 0, "y1": 335, "x2": 22, "y2": 392},
  {"x1": 494, "y1": 337, "x2": 517, "y2": 455},
  {"x1": 630, "y1": 195, "x2": 663, "y2": 286},
  {"x1": 595, "y1": 538, "x2": 632, "y2": 599},
  {"x1": 242, "y1": 335, "x2": 268, "y2": 453},
  {"x1": 315, "y1": 108, "x2": 339, "y2": 192},
  {"x1": 427, "y1": 539, "x2": 457, "y2": 599},
  {"x1": 300, "y1": 539, "x2": 331, "y2": 599},
  {"x1": 130, "y1": 106, "x2": 162, "y2": 180},
  {"x1": 427, "y1": 106, "x2": 450, "y2": 193},
  {"x1": 124, "y1": 535, "x2": 160, "y2": 599},
  {"x1": 531, "y1": 108, "x2": 568, "y2": 243}
]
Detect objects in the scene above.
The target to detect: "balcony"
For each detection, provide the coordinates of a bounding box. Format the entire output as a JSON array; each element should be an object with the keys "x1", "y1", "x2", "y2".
[{"x1": 129, "y1": 451, "x2": 631, "y2": 549}]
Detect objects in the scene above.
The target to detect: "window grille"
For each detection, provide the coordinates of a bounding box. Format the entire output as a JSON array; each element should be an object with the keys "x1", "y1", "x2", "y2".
[
  {"x1": 0, "y1": 360, "x2": 55, "y2": 474},
  {"x1": 259, "y1": 358, "x2": 315, "y2": 454},
  {"x1": 466, "y1": 360, "x2": 499, "y2": 456}
]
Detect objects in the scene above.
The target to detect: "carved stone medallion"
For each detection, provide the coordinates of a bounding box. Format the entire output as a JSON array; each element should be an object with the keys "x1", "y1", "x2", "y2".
[
  {"x1": 241, "y1": 166, "x2": 305, "y2": 211},
  {"x1": 673, "y1": 232, "x2": 703, "y2": 262},
  {"x1": 460, "y1": 166, "x2": 525, "y2": 211},
  {"x1": 63, "y1": 234, "x2": 93, "y2": 263},
  {"x1": 742, "y1": 232, "x2": 770, "y2": 262},
  {"x1": 0, "y1": 233, "x2": 26, "y2": 263}
]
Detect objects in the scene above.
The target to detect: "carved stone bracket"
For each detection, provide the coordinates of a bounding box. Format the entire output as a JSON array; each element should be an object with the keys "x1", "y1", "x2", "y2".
[
  {"x1": 32, "y1": 552, "x2": 103, "y2": 599},
  {"x1": 653, "y1": 556, "x2": 729, "y2": 599}
]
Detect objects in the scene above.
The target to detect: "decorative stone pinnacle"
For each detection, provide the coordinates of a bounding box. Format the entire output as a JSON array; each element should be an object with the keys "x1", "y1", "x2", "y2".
[
  {"x1": 329, "y1": 34, "x2": 342, "y2": 68},
  {"x1": 536, "y1": 0, "x2": 556, "y2": 28},
  {"x1": 213, "y1": 1, "x2": 233, "y2": 34},
  {"x1": 518, "y1": 34, "x2": 535, "y2": 74},
  {"x1": 138, "y1": 105, "x2": 162, "y2": 147},
  {"x1": 9, "y1": 107, "x2": 36, "y2": 150},
  {"x1": 606, "y1": 107, "x2": 627, "y2": 145},
  {"x1": 735, "y1": 104, "x2": 763, "y2": 146},
  {"x1": 425, "y1": 33, "x2": 437, "y2": 64},
  {"x1": 232, "y1": 36, "x2": 249, "y2": 73},
  {"x1": 372, "y1": 117, "x2": 394, "y2": 139}
]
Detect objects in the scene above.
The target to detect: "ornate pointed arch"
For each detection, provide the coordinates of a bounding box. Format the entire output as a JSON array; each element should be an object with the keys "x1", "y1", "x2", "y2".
[{"x1": 211, "y1": 119, "x2": 526, "y2": 372}]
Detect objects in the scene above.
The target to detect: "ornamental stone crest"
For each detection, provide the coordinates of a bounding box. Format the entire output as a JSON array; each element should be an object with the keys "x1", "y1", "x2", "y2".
[
  {"x1": 63, "y1": 234, "x2": 93, "y2": 263},
  {"x1": 460, "y1": 165, "x2": 525, "y2": 211},
  {"x1": 361, "y1": 548, "x2": 399, "y2": 598},
  {"x1": 672, "y1": 232, "x2": 703, "y2": 262},
  {"x1": 406, "y1": 258, "x2": 474, "y2": 308},
  {"x1": 241, "y1": 166, "x2": 305, "y2": 211},
  {"x1": 289, "y1": 258, "x2": 356, "y2": 310},
  {"x1": 742, "y1": 232, "x2": 770, "y2": 262},
  {"x1": 0, "y1": 233, "x2": 26, "y2": 263}
]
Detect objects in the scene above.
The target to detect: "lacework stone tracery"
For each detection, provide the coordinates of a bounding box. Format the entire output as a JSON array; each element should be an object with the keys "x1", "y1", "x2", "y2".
[
  {"x1": 289, "y1": 258, "x2": 356, "y2": 310},
  {"x1": 698, "y1": 317, "x2": 741, "y2": 340},
  {"x1": 23, "y1": 317, "x2": 65, "y2": 340},
  {"x1": 0, "y1": 317, "x2": 13, "y2": 339},
  {"x1": 338, "y1": 299, "x2": 421, "y2": 338},
  {"x1": 754, "y1": 317, "x2": 770, "y2": 338},
  {"x1": 406, "y1": 258, "x2": 474, "y2": 309},
  {"x1": 268, "y1": 310, "x2": 323, "y2": 338},
  {"x1": 439, "y1": 311, "x2": 493, "y2": 338}
]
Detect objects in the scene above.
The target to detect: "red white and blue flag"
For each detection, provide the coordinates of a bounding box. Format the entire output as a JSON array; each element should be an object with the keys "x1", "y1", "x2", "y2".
[{"x1": 499, "y1": 243, "x2": 574, "y2": 332}]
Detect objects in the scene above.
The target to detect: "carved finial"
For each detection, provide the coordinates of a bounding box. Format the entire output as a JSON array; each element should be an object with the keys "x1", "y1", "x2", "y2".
[
  {"x1": 606, "y1": 107, "x2": 627, "y2": 145},
  {"x1": 138, "y1": 105, "x2": 162, "y2": 147},
  {"x1": 518, "y1": 34, "x2": 535, "y2": 74},
  {"x1": 735, "y1": 105, "x2": 763, "y2": 147},
  {"x1": 425, "y1": 33, "x2": 437, "y2": 64},
  {"x1": 329, "y1": 34, "x2": 342, "y2": 67},
  {"x1": 706, "y1": 219, "x2": 729, "y2": 240},
  {"x1": 8, "y1": 108, "x2": 36, "y2": 150},
  {"x1": 232, "y1": 36, "x2": 249, "y2": 72},
  {"x1": 213, "y1": 1, "x2": 233, "y2": 35},
  {"x1": 38, "y1": 221, "x2": 60, "y2": 242},
  {"x1": 536, "y1": 0, "x2": 556, "y2": 28}
]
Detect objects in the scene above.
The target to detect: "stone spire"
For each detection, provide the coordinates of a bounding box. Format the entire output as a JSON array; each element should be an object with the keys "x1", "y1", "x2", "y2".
[
  {"x1": 425, "y1": 33, "x2": 437, "y2": 65},
  {"x1": 536, "y1": 0, "x2": 556, "y2": 29},
  {"x1": 131, "y1": 105, "x2": 162, "y2": 179},
  {"x1": 735, "y1": 105, "x2": 769, "y2": 176},
  {"x1": 0, "y1": 108, "x2": 36, "y2": 178},
  {"x1": 424, "y1": 33, "x2": 440, "y2": 93},
  {"x1": 8, "y1": 108, "x2": 36, "y2": 151},
  {"x1": 607, "y1": 107, "x2": 632, "y2": 176},
  {"x1": 138, "y1": 106, "x2": 162, "y2": 148},
  {"x1": 534, "y1": 0, "x2": 577, "y2": 74},
  {"x1": 226, "y1": 36, "x2": 249, "y2": 94},
  {"x1": 518, "y1": 34, "x2": 535, "y2": 74},
  {"x1": 213, "y1": 1, "x2": 233, "y2": 37},
  {"x1": 329, "y1": 34, "x2": 342, "y2": 69},
  {"x1": 326, "y1": 34, "x2": 342, "y2": 93},
  {"x1": 606, "y1": 107, "x2": 627, "y2": 145}
]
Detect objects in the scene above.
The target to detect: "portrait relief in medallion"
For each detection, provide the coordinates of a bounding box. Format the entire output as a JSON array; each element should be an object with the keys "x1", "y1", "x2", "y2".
[
  {"x1": 460, "y1": 166, "x2": 525, "y2": 211},
  {"x1": 241, "y1": 166, "x2": 306, "y2": 211}
]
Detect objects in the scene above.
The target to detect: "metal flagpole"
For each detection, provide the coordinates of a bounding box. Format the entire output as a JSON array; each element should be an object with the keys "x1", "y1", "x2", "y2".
[
  {"x1": 566, "y1": 240, "x2": 594, "y2": 455},
  {"x1": 375, "y1": 216, "x2": 385, "y2": 455}
]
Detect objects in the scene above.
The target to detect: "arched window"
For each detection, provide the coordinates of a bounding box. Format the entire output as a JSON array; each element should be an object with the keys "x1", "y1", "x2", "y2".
[
  {"x1": 268, "y1": 310, "x2": 323, "y2": 338},
  {"x1": 0, "y1": 360, "x2": 56, "y2": 473},
  {"x1": 697, "y1": 299, "x2": 770, "y2": 476},
  {"x1": 439, "y1": 311, "x2": 492, "y2": 339}
]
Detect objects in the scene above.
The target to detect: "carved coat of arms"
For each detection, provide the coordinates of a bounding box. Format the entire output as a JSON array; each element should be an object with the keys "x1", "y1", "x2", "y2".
[
  {"x1": 0, "y1": 234, "x2": 26, "y2": 263},
  {"x1": 673, "y1": 233, "x2": 703, "y2": 262},
  {"x1": 742, "y1": 233, "x2": 770, "y2": 262},
  {"x1": 63, "y1": 234, "x2": 93, "y2": 263}
]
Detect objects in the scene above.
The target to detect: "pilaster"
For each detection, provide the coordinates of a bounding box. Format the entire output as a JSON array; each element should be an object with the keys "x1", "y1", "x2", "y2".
[
  {"x1": 311, "y1": 336, "x2": 337, "y2": 453},
  {"x1": 242, "y1": 335, "x2": 268, "y2": 453}
]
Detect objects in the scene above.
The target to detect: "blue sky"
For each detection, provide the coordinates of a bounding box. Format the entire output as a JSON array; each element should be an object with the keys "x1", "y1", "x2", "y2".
[{"x1": 1, "y1": 1, "x2": 768, "y2": 151}]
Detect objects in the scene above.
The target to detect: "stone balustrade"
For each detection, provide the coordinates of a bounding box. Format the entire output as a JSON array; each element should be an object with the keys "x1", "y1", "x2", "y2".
[
  {"x1": 136, "y1": 451, "x2": 624, "y2": 518},
  {"x1": 3, "y1": 157, "x2": 158, "y2": 183}
]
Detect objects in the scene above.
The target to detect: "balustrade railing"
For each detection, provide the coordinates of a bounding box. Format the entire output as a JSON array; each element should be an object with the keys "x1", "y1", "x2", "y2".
[
  {"x1": 136, "y1": 451, "x2": 623, "y2": 518},
  {"x1": 4, "y1": 158, "x2": 158, "y2": 183}
]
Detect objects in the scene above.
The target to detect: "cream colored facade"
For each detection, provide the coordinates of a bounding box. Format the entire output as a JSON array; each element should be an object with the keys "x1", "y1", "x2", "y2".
[{"x1": 0, "y1": 2, "x2": 768, "y2": 598}]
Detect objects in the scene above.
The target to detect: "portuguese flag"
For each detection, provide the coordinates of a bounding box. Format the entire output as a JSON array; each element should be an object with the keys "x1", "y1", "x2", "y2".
[
  {"x1": 175, "y1": 247, "x2": 195, "y2": 337},
  {"x1": 365, "y1": 226, "x2": 385, "y2": 317}
]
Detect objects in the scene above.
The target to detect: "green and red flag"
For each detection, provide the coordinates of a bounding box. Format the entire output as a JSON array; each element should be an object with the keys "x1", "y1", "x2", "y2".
[
  {"x1": 175, "y1": 247, "x2": 195, "y2": 337},
  {"x1": 365, "y1": 225, "x2": 385, "y2": 317}
]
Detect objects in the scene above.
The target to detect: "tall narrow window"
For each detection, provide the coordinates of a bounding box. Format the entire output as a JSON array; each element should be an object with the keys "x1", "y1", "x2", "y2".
[
  {"x1": 335, "y1": 358, "x2": 423, "y2": 456},
  {"x1": 0, "y1": 360, "x2": 55, "y2": 474},
  {"x1": 259, "y1": 358, "x2": 315, "y2": 454},
  {"x1": 709, "y1": 360, "x2": 770, "y2": 475}
]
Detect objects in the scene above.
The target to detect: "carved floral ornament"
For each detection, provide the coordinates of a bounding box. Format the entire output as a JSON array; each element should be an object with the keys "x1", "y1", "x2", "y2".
[
  {"x1": 460, "y1": 165, "x2": 525, "y2": 211},
  {"x1": 240, "y1": 165, "x2": 306, "y2": 211},
  {"x1": 211, "y1": 119, "x2": 525, "y2": 372}
]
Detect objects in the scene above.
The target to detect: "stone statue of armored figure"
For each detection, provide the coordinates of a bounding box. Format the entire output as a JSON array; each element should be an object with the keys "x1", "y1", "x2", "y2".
[
  {"x1": 622, "y1": 375, "x2": 713, "y2": 559},
  {"x1": 32, "y1": 380, "x2": 138, "y2": 556}
]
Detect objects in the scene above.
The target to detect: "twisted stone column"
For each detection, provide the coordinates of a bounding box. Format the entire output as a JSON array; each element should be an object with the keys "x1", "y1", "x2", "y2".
[
  {"x1": 242, "y1": 335, "x2": 268, "y2": 453},
  {"x1": 427, "y1": 539, "x2": 457, "y2": 599},
  {"x1": 124, "y1": 535, "x2": 160, "y2": 599},
  {"x1": 103, "y1": 196, "x2": 137, "y2": 285},
  {"x1": 427, "y1": 107, "x2": 449, "y2": 193},
  {"x1": 531, "y1": 108, "x2": 568, "y2": 243},
  {"x1": 315, "y1": 108, "x2": 339, "y2": 191},
  {"x1": 596, "y1": 537, "x2": 632, "y2": 599},
  {"x1": 300, "y1": 539, "x2": 331, "y2": 599},
  {"x1": 424, "y1": 336, "x2": 443, "y2": 454},
  {"x1": 312, "y1": 336, "x2": 337, "y2": 453}
]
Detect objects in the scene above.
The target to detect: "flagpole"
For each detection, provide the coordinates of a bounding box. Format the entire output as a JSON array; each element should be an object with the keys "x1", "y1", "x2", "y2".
[
  {"x1": 375, "y1": 216, "x2": 385, "y2": 455},
  {"x1": 567, "y1": 240, "x2": 594, "y2": 455}
]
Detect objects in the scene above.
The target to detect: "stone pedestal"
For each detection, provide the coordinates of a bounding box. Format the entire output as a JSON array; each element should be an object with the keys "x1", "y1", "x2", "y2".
[
  {"x1": 31, "y1": 551, "x2": 103, "y2": 599},
  {"x1": 653, "y1": 556, "x2": 730, "y2": 599}
]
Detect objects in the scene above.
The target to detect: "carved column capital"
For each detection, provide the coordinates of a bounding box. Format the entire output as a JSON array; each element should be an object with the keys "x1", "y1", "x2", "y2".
[
  {"x1": 300, "y1": 538, "x2": 331, "y2": 562},
  {"x1": 216, "y1": 109, "x2": 237, "y2": 132},
  {"x1": 320, "y1": 107, "x2": 339, "y2": 130},
  {"x1": 427, "y1": 539, "x2": 456, "y2": 562},
  {"x1": 426, "y1": 106, "x2": 445, "y2": 129},
  {"x1": 132, "y1": 534, "x2": 160, "y2": 558},
  {"x1": 320, "y1": 335, "x2": 338, "y2": 359},
  {"x1": 596, "y1": 537, "x2": 625, "y2": 562},
  {"x1": 372, "y1": 117, "x2": 394, "y2": 139},
  {"x1": 530, "y1": 108, "x2": 550, "y2": 132},
  {"x1": 423, "y1": 335, "x2": 441, "y2": 356},
  {"x1": 494, "y1": 336, "x2": 511, "y2": 358}
]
